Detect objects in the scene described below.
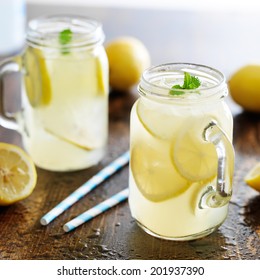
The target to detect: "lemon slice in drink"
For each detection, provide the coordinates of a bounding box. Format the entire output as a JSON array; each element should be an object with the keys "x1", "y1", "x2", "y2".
[
  {"x1": 24, "y1": 47, "x2": 52, "y2": 107},
  {"x1": 131, "y1": 101, "x2": 189, "y2": 202},
  {"x1": 131, "y1": 144, "x2": 189, "y2": 202},
  {"x1": 244, "y1": 162, "x2": 260, "y2": 192},
  {"x1": 136, "y1": 100, "x2": 184, "y2": 140},
  {"x1": 96, "y1": 56, "x2": 108, "y2": 96},
  {"x1": 173, "y1": 127, "x2": 217, "y2": 182},
  {"x1": 0, "y1": 143, "x2": 37, "y2": 206}
]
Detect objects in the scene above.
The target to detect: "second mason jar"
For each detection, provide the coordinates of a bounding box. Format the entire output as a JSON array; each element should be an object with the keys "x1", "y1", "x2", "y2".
[
  {"x1": 129, "y1": 63, "x2": 235, "y2": 241},
  {"x1": 0, "y1": 15, "x2": 109, "y2": 171}
]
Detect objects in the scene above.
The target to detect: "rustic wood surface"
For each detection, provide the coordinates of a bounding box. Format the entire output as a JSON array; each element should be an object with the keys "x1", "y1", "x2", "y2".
[{"x1": 0, "y1": 4, "x2": 259, "y2": 260}]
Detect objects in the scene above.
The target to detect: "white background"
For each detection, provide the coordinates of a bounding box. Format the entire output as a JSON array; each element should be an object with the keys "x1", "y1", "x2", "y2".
[
  {"x1": 0, "y1": 260, "x2": 258, "y2": 279},
  {"x1": 26, "y1": 0, "x2": 260, "y2": 12}
]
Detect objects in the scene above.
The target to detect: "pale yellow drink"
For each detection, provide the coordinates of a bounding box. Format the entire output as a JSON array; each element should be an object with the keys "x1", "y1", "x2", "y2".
[
  {"x1": 129, "y1": 63, "x2": 234, "y2": 240},
  {"x1": 18, "y1": 16, "x2": 108, "y2": 171}
]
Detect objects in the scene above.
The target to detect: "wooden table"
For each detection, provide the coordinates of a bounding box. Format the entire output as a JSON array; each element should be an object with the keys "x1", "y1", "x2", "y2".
[{"x1": 0, "y1": 4, "x2": 259, "y2": 260}]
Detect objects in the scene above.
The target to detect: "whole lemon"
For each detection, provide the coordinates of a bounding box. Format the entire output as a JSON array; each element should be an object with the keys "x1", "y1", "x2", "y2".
[
  {"x1": 229, "y1": 65, "x2": 260, "y2": 112},
  {"x1": 105, "y1": 36, "x2": 151, "y2": 91}
]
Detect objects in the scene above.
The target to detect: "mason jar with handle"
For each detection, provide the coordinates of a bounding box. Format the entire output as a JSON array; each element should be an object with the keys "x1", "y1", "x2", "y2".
[
  {"x1": 0, "y1": 15, "x2": 109, "y2": 172},
  {"x1": 129, "y1": 63, "x2": 235, "y2": 241}
]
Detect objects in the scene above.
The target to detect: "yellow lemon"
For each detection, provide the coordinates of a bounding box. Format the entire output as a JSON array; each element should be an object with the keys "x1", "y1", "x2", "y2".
[
  {"x1": 244, "y1": 162, "x2": 260, "y2": 192},
  {"x1": 105, "y1": 36, "x2": 151, "y2": 91},
  {"x1": 24, "y1": 47, "x2": 52, "y2": 107},
  {"x1": 0, "y1": 143, "x2": 37, "y2": 205},
  {"x1": 229, "y1": 65, "x2": 260, "y2": 112},
  {"x1": 96, "y1": 56, "x2": 106, "y2": 95}
]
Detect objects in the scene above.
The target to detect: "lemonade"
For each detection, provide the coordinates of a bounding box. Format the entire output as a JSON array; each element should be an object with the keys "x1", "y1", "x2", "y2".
[
  {"x1": 17, "y1": 16, "x2": 109, "y2": 171},
  {"x1": 129, "y1": 63, "x2": 235, "y2": 240}
]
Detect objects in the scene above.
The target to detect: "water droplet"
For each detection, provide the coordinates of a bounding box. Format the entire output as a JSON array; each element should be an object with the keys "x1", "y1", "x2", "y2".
[
  {"x1": 220, "y1": 246, "x2": 228, "y2": 251},
  {"x1": 95, "y1": 244, "x2": 110, "y2": 253},
  {"x1": 87, "y1": 231, "x2": 100, "y2": 238}
]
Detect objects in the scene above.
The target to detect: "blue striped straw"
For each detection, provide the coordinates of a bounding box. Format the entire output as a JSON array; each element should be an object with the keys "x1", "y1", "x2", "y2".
[
  {"x1": 40, "y1": 151, "x2": 130, "y2": 226},
  {"x1": 63, "y1": 188, "x2": 129, "y2": 232}
]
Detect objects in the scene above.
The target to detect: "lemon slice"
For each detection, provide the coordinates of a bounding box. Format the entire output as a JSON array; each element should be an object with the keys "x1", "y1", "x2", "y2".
[
  {"x1": 96, "y1": 56, "x2": 108, "y2": 96},
  {"x1": 43, "y1": 96, "x2": 107, "y2": 151},
  {"x1": 0, "y1": 143, "x2": 37, "y2": 205},
  {"x1": 44, "y1": 127, "x2": 92, "y2": 151},
  {"x1": 173, "y1": 128, "x2": 217, "y2": 182},
  {"x1": 136, "y1": 100, "x2": 183, "y2": 140},
  {"x1": 131, "y1": 102, "x2": 189, "y2": 202},
  {"x1": 244, "y1": 162, "x2": 260, "y2": 191},
  {"x1": 131, "y1": 143, "x2": 189, "y2": 202},
  {"x1": 24, "y1": 47, "x2": 52, "y2": 107}
]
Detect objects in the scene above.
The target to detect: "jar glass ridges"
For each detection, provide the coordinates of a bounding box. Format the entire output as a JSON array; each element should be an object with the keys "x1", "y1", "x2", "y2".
[{"x1": 129, "y1": 63, "x2": 234, "y2": 240}]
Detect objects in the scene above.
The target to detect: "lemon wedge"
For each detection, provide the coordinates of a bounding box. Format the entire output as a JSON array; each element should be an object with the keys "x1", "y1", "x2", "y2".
[
  {"x1": 244, "y1": 162, "x2": 260, "y2": 191},
  {"x1": 0, "y1": 143, "x2": 37, "y2": 205},
  {"x1": 24, "y1": 47, "x2": 52, "y2": 107},
  {"x1": 173, "y1": 128, "x2": 217, "y2": 182}
]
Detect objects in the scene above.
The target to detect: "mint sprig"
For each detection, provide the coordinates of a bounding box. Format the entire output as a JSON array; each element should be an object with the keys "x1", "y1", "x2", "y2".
[
  {"x1": 169, "y1": 72, "x2": 201, "y2": 95},
  {"x1": 59, "y1": 29, "x2": 73, "y2": 54}
]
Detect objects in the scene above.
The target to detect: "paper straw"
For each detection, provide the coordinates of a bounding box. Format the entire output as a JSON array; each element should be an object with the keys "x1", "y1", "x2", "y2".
[
  {"x1": 40, "y1": 151, "x2": 130, "y2": 226},
  {"x1": 63, "y1": 188, "x2": 129, "y2": 232}
]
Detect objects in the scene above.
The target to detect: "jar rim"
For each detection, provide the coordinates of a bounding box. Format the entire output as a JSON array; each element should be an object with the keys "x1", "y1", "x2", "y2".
[
  {"x1": 26, "y1": 14, "x2": 104, "y2": 49},
  {"x1": 138, "y1": 63, "x2": 228, "y2": 103}
]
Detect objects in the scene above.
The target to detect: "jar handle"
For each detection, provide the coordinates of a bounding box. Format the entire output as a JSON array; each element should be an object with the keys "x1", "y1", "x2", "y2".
[
  {"x1": 200, "y1": 121, "x2": 235, "y2": 208},
  {"x1": 0, "y1": 59, "x2": 20, "y2": 131}
]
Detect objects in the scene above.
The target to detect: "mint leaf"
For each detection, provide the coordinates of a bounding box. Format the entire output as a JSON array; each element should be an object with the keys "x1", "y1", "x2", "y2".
[
  {"x1": 169, "y1": 85, "x2": 184, "y2": 95},
  {"x1": 169, "y1": 72, "x2": 201, "y2": 95},
  {"x1": 59, "y1": 29, "x2": 72, "y2": 45},
  {"x1": 183, "y1": 72, "x2": 192, "y2": 89},
  {"x1": 59, "y1": 29, "x2": 72, "y2": 54},
  {"x1": 187, "y1": 74, "x2": 201, "y2": 89}
]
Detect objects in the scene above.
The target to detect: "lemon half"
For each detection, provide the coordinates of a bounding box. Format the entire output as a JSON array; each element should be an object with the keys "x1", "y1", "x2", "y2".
[
  {"x1": 244, "y1": 162, "x2": 260, "y2": 192},
  {"x1": 0, "y1": 143, "x2": 37, "y2": 205}
]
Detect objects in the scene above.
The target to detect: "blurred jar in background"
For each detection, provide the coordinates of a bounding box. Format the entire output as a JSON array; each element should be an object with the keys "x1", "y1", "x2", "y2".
[{"x1": 0, "y1": 0, "x2": 26, "y2": 56}]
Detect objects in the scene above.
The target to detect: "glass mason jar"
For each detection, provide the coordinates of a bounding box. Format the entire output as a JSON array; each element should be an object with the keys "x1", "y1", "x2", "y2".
[
  {"x1": 129, "y1": 63, "x2": 235, "y2": 241},
  {"x1": 0, "y1": 15, "x2": 109, "y2": 171}
]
